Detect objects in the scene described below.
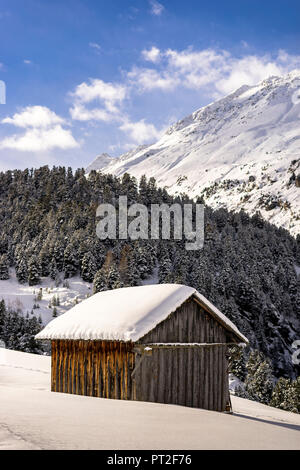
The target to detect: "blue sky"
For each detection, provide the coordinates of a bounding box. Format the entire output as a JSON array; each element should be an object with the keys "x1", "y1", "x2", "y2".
[{"x1": 0, "y1": 0, "x2": 300, "y2": 170}]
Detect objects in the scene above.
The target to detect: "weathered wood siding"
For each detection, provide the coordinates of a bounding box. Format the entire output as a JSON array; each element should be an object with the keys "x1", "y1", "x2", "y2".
[
  {"x1": 135, "y1": 298, "x2": 230, "y2": 411},
  {"x1": 133, "y1": 345, "x2": 229, "y2": 411},
  {"x1": 138, "y1": 298, "x2": 228, "y2": 344},
  {"x1": 51, "y1": 340, "x2": 135, "y2": 400}
]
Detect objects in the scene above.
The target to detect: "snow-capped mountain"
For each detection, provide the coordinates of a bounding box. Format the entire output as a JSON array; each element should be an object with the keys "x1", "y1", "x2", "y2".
[
  {"x1": 85, "y1": 153, "x2": 114, "y2": 173},
  {"x1": 88, "y1": 71, "x2": 300, "y2": 236}
]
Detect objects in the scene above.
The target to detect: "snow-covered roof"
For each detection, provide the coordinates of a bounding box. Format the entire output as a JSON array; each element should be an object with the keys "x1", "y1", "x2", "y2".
[{"x1": 35, "y1": 284, "x2": 248, "y2": 343}]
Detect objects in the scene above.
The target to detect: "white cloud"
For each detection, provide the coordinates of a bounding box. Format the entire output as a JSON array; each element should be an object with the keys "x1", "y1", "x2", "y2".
[
  {"x1": 69, "y1": 103, "x2": 113, "y2": 122},
  {"x1": 2, "y1": 106, "x2": 65, "y2": 128},
  {"x1": 1, "y1": 106, "x2": 79, "y2": 152},
  {"x1": 70, "y1": 76, "x2": 162, "y2": 144},
  {"x1": 134, "y1": 46, "x2": 300, "y2": 96},
  {"x1": 0, "y1": 126, "x2": 79, "y2": 152},
  {"x1": 23, "y1": 59, "x2": 32, "y2": 65},
  {"x1": 149, "y1": 0, "x2": 164, "y2": 16},
  {"x1": 119, "y1": 119, "x2": 162, "y2": 144},
  {"x1": 71, "y1": 79, "x2": 126, "y2": 107},
  {"x1": 89, "y1": 42, "x2": 101, "y2": 51},
  {"x1": 142, "y1": 46, "x2": 161, "y2": 63},
  {"x1": 130, "y1": 48, "x2": 228, "y2": 92},
  {"x1": 128, "y1": 66, "x2": 179, "y2": 91},
  {"x1": 69, "y1": 77, "x2": 163, "y2": 145},
  {"x1": 215, "y1": 55, "x2": 283, "y2": 95},
  {"x1": 70, "y1": 78, "x2": 127, "y2": 122}
]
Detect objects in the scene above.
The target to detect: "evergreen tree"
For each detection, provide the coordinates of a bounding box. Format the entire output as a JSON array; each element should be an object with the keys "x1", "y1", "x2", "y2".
[
  {"x1": 0, "y1": 254, "x2": 9, "y2": 280},
  {"x1": 93, "y1": 250, "x2": 122, "y2": 293},
  {"x1": 49, "y1": 257, "x2": 58, "y2": 280},
  {"x1": 270, "y1": 378, "x2": 296, "y2": 412},
  {"x1": 0, "y1": 299, "x2": 7, "y2": 340},
  {"x1": 119, "y1": 244, "x2": 139, "y2": 286},
  {"x1": 0, "y1": 301, "x2": 44, "y2": 354},
  {"x1": 53, "y1": 241, "x2": 64, "y2": 272},
  {"x1": 228, "y1": 345, "x2": 247, "y2": 381},
  {"x1": 81, "y1": 251, "x2": 97, "y2": 283},
  {"x1": 28, "y1": 256, "x2": 41, "y2": 286},
  {"x1": 38, "y1": 245, "x2": 52, "y2": 277},
  {"x1": 64, "y1": 243, "x2": 78, "y2": 278},
  {"x1": 16, "y1": 258, "x2": 28, "y2": 284},
  {"x1": 244, "y1": 350, "x2": 274, "y2": 404},
  {"x1": 158, "y1": 248, "x2": 173, "y2": 283}
]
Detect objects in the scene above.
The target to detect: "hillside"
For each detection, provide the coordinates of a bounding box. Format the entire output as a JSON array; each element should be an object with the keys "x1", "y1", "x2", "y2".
[
  {"x1": 0, "y1": 167, "x2": 299, "y2": 378},
  {"x1": 0, "y1": 348, "x2": 299, "y2": 450},
  {"x1": 89, "y1": 71, "x2": 300, "y2": 236}
]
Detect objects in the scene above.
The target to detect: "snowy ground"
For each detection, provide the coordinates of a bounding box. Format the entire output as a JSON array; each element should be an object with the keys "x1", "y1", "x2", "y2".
[
  {"x1": 0, "y1": 269, "x2": 92, "y2": 324},
  {"x1": 0, "y1": 348, "x2": 299, "y2": 450},
  {"x1": 0, "y1": 267, "x2": 159, "y2": 332}
]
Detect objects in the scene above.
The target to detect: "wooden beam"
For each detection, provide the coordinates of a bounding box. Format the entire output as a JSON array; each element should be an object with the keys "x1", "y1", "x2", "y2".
[{"x1": 136, "y1": 342, "x2": 240, "y2": 350}]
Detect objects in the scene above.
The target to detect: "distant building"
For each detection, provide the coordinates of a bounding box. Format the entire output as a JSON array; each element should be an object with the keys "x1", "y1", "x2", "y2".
[{"x1": 36, "y1": 284, "x2": 248, "y2": 411}]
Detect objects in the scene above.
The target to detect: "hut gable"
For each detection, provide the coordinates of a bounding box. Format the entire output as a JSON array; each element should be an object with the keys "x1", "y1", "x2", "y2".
[
  {"x1": 138, "y1": 298, "x2": 228, "y2": 345},
  {"x1": 36, "y1": 284, "x2": 247, "y2": 344}
]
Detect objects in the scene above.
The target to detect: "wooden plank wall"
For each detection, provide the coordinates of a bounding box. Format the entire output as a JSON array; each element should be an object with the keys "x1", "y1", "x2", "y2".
[
  {"x1": 138, "y1": 298, "x2": 228, "y2": 344},
  {"x1": 136, "y1": 298, "x2": 230, "y2": 411},
  {"x1": 51, "y1": 340, "x2": 135, "y2": 400},
  {"x1": 134, "y1": 345, "x2": 229, "y2": 411}
]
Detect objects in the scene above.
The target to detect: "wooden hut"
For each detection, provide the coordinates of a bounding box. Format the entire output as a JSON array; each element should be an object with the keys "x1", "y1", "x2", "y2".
[{"x1": 36, "y1": 284, "x2": 248, "y2": 412}]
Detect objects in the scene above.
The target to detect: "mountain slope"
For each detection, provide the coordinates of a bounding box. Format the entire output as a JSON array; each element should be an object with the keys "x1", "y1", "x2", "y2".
[
  {"x1": 85, "y1": 153, "x2": 115, "y2": 173},
  {"x1": 89, "y1": 71, "x2": 300, "y2": 235}
]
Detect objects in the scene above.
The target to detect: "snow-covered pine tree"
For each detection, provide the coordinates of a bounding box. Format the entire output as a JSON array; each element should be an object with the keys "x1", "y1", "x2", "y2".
[
  {"x1": 93, "y1": 250, "x2": 122, "y2": 293},
  {"x1": 49, "y1": 257, "x2": 58, "y2": 280},
  {"x1": 119, "y1": 244, "x2": 132, "y2": 287},
  {"x1": 81, "y1": 251, "x2": 97, "y2": 283},
  {"x1": 53, "y1": 241, "x2": 64, "y2": 272},
  {"x1": 244, "y1": 350, "x2": 274, "y2": 404},
  {"x1": 16, "y1": 258, "x2": 28, "y2": 284},
  {"x1": 38, "y1": 245, "x2": 52, "y2": 277},
  {"x1": 63, "y1": 243, "x2": 78, "y2": 278},
  {"x1": 228, "y1": 345, "x2": 247, "y2": 381},
  {"x1": 0, "y1": 299, "x2": 7, "y2": 340},
  {"x1": 134, "y1": 245, "x2": 149, "y2": 280},
  {"x1": 28, "y1": 256, "x2": 41, "y2": 286},
  {"x1": 139, "y1": 175, "x2": 148, "y2": 205},
  {"x1": 270, "y1": 377, "x2": 298, "y2": 412},
  {"x1": 93, "y1": 268, "x2": 107, "y2": 294},
  {"x1": 0, "y1": 254, "x2": 9, "y2": 280},
  {"x1": 107, "y1": 263, "x2": 123, "y2": 289},
  {"x1": 158, "y1": 246, "x2": 173, "y2": 283}
]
